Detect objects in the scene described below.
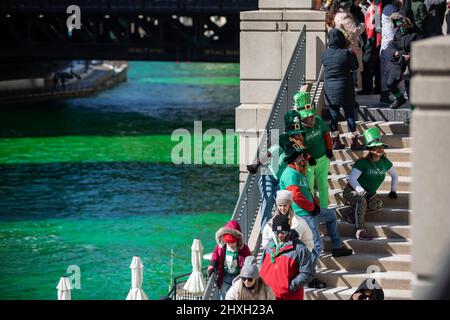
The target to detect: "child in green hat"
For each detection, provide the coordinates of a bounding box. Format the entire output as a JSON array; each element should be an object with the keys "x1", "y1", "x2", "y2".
[
  {"x1": 342, "y1": 127, "x2": 399, "y2": 240},
  {"x1": 289, "y1": 91, "x2": 333, "y2": 209}
]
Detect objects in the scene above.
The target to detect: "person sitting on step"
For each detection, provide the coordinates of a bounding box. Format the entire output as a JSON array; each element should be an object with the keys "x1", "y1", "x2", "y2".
[
  {"x1": 278, "y1": 137, "x2": 353, "y2": 289},
  {"x1": 342, "y1": 127, "x2": 399, "y2": 240}
]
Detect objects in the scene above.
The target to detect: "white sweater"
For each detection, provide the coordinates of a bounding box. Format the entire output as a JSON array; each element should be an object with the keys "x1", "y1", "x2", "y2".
[{"x1": 262, "y1": 214, "x2": 314, "y2": 253}]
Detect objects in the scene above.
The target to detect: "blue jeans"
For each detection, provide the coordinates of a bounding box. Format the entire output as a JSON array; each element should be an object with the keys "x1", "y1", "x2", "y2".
[
  {"x1": 303, "y1": 208, "x2": 342, "y2": 271},
  {"x1": 258, "y1": 174, "x2": 279, "y2": 232}
]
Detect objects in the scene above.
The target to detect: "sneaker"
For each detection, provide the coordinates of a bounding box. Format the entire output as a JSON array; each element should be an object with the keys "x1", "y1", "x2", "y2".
[
  {"x1": 332, "y1": 136, "x2": 345, "y2": 150},
  {"x1": 332, "y1": 246, "x2": 353, "y2": 257},
  {"x1": 308, "y1": 278, "x2": 327, "y2": 289},
  {"x1": 390, "y1": 95, "x2": 407, "y2": 109},
  {"x1": 355, "y1": 228, "x2": 373, "y2": 240},
  {"x1": 350, "y1": 136, "x2": 364, "y2": 151}
]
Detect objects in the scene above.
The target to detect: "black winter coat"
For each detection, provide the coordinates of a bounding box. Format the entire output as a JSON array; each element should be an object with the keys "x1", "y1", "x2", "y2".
[{"x1": 320, "y1": 28, "x2": 359, "y2": 107}]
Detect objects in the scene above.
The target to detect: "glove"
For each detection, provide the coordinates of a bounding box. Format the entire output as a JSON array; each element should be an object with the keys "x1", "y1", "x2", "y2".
[
  {"x1": 246, "y1": 162, "x2": 261, "y2": 175},
  {"x1": 311, "y1": 203, "x2": 321, "y2": 217},
  {"x1": 388, "y1": 191, "x2": 397, "y2": 199},
  {"x1": 326, "y1": 149, "x2": 334, "y2": 160},
  {"x1": 207, "y1": 267, "x2": 216, "y2": 278}
]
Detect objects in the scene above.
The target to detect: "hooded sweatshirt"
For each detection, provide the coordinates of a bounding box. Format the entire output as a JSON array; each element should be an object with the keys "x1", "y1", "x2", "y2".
[{"x1": 350, "y1": 278, "x2": 385, "y2": 300}]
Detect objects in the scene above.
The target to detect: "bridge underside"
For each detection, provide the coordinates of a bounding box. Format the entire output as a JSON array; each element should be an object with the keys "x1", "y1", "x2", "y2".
[{"x1": 0, "y1": 0, "x2": 257, "y2": 62}]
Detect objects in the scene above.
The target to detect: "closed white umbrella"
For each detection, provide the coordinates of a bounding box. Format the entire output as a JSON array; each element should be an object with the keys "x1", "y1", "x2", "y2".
[
  {"x1": 183, "y1": 238, "x2": 206, "y2": 296},
  {"x1": 126, "y1": 256, "x2": 149, "y2": 300},
  {"x1": 56, "y1": 277, "x2": 72, "y2": 300}
]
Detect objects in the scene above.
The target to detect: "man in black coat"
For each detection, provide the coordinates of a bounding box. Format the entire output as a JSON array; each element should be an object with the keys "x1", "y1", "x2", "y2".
[{"x1": 320, "y1": 28, "x2": 364, "y2": 151}]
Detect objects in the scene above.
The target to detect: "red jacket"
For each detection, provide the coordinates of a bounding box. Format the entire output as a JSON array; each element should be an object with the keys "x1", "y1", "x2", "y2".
[
  {"x1": 209, "y1": 220, "x2": 252, "y2": 288},
  {"x1": 260, "y1": 233, "x2": 314, "y2": 300}
]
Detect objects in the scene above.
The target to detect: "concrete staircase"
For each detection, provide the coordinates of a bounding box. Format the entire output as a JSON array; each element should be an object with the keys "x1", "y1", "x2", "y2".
[{"x1": 305, "y1": 120, "x2": 412, "y2": 300}]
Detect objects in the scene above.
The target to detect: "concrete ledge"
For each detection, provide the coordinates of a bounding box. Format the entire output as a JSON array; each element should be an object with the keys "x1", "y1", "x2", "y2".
[
  {"x1": 259, "y1": 0, "x2": 313, "y2": 9},
  {"x1": 410, "y1": 75, "x2": 450, "y2": 107},
  {"x1": 411, "y1": 35, "x2": 450, "y2": 72},
  {"x1": 241, "y1": 10, "x2": 283, "y2": 21},
  {"x1": 287, "y1": 21, "x2": 326, "y2": 31},
  {"x1": 283, "y1": 10, "x2": 327, "y2": 21},
  {"x1": 240, "y1": 21, "x2": 279, "y2": 31},
  {"x1": 236, "y1": 104, "x2": 273, "y2": 130}
]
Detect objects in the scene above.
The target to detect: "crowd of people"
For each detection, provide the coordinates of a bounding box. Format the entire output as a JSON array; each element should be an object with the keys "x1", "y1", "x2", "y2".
[
  {"x1": 202, "y1": 0, "x2": 449, "y2": 302},
  {"x1": 207, "y1": 87, "x2": 398, "y2": 299},
  {"x1": 323, "y1": 0, "x2": 449, "y2": 111}
]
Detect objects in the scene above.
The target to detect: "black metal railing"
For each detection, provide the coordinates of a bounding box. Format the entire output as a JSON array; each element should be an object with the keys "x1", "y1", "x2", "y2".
[
  {"x1": 167, "y1": 266, "x2": 209, "y2": 300},
  {"x1": 202, "y1": 25, "x2": 308, "y2": 300}
]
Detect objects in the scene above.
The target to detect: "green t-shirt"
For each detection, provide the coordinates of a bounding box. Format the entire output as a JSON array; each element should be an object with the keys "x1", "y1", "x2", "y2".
[
  {"x1": 353, "y1": 156, "x2": 393, "y2": 194},
  {"x1": 224, "y1": 248, "x2": 239, "y2": 276},
  {"x1": 304, "y1": 116, "x2": 329, "y2": 160},
  {"x1": 279, "y1": 166, "x2": 312, "y2": 217}
]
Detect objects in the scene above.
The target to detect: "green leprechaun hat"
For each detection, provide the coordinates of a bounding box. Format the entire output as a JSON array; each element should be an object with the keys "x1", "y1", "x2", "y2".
[
  {"x1": 284, "y1": 110, "x2": 305, "y2": 136},
  {"x1": 293, "y1": 91, "x2": 316, "y2": 119},
  {"x1": 279, "y1": 132, "x2": 305, "y2": 163},
  {"x1": 363, "y1": 127, "x2": 388, "y2": 149}
]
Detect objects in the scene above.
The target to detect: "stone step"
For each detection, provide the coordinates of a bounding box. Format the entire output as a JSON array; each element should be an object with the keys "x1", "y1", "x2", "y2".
[
  {"x1": 320, "y1": 221, "x2": 410, "y2": 239},
  {"x1": 329, "y1": 160, "x2": 411, "y2": 177},
  {"x1": 333, "y1": 205, "x2": 410, "y2": 223},
  {"x1": 323, "y1": 236, "x2": 411, "y2": 255},
  {"x1": 304, "y1": 286, "x2": 412, "y2": 300},
  {"x1": 332, "y1": 148, "x2": 411, "y2": 162},
  {"x1": 329, "y1": 190, "x2": 410, "y2": 209},
  {"x1": 338, "y1": 121, "x2": 410, "y2": 135},
  {"x1": 339, "y1": 133, "x2": 411, "y2": 148},
  {"x1": 317, "y1": 253, "x2": 411, "y2": 272},
  {"x1": 328, "y1": 174, "x2": 411, "y2": 192},
  {"x1": 314, "y1": 269, "x2": 412, "y2": 291}
]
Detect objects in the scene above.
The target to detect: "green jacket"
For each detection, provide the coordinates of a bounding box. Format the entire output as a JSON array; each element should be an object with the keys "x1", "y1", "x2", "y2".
[{"x1": 412, "y1": 0, "x2": 428, "y2": 32}]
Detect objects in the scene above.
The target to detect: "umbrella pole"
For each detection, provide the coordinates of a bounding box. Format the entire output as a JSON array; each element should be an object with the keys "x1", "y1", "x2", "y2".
[{"x1": 169, "y1": 249, "x2": 174, "y2": 294}]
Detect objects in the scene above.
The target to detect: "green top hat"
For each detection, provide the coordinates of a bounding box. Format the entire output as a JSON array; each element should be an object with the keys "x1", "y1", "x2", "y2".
[
  {"x1": 293, "y1": 91, "x2": 316, "y2": 119},
  {"x1": 363, "y1": 127, "x2": 388, "y2": 149},
  {"x1": 279, "y1": 132, "x2": 305, "y2": 163},
  {"x1": 284, "y1": 110, "x2": 305, "y2": 136}
]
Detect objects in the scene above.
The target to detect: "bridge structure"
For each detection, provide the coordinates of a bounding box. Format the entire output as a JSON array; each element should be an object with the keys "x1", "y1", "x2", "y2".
[{"x1": 0, "y1": 0, "x2": 258, "y2": 62}]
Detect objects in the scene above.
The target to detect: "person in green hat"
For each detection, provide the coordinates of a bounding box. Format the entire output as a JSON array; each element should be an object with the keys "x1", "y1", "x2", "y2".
[
  {"x1": 342, "y1": 127, "x2": 399, "y2": 240},
  {"x1": 289, "y1": 91, "x2": 333, "y2": 209},
  {"x1": 278, "y1": 137, "x2": 353, "y2": 289}
]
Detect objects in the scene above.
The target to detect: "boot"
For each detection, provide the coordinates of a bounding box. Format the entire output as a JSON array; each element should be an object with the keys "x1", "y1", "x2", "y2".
[
  {"x1": 379, "y1": 91, "x2": 391, "y2": 107},
  {"x1": 355, "y1": 228, "x2": 373, "y2": 240},
  {"x1": 308, "y1": 277, "x2": 327, "y2": 289},
  {"x1": 390, "y1": 95, "x2": 407, "y2": 109},
  {"x1": 350, "y1": 135, "x2": 364, "y2": 151},
  {"x1": 332, "y1": 136, "x2": 345, "y2": 150},
  {"x1": 332, "y1": 246, "x2": 353, "y2": 257}
]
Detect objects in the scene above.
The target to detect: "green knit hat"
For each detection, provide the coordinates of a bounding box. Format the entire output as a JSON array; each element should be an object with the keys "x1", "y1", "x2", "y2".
[
  {"x1": 363, "y1": 127, "x2": 388, "y2": 149},
  {"x1": 279, "y1": 132, "x2": 305, "y2": 163},
  {"x1": 284, "y1": 110, "x2": 305, "y2": 136},
  {"x1": 293, "y1": 91, "x2": 315, "y2": 119}
]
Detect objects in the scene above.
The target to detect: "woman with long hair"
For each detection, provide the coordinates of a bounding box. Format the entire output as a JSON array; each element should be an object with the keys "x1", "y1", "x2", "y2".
[
  {"x1": 225, "y1": 256, "x2": 275, "y2": 300},
  {"x1": 342, "y1": 127, "x2": 399, "y2": 240}
]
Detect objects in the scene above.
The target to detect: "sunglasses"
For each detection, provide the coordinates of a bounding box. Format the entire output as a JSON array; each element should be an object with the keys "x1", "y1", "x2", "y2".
[
  {"x1": 274, "y1": 230, "x2": 289, "y2": 235},
  {"x1": 241, "y1": 277, "x2": 255, "y2": 282}
]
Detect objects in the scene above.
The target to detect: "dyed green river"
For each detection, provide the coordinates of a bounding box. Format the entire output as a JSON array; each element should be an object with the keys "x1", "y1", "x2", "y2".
[{"x1": 0, "y1": 61, "x2": 240, "y2": 299}]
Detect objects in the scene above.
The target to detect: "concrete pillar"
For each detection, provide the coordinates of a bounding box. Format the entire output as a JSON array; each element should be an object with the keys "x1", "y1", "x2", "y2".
[
  {"x1": 237, "y1": 3, "x2": 326, "y2": 190},
  {"x1": 410, "y1": 35, "x2": 450, "y2": 299}
]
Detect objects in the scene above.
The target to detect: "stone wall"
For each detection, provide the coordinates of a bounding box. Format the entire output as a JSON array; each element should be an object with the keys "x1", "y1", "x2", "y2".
[
  {"x1": 410, "y1": 35, "x2": 450, "y2": 299},
  {"x1": 237, "y1": 2, "x2": 326, "y2": 191}
]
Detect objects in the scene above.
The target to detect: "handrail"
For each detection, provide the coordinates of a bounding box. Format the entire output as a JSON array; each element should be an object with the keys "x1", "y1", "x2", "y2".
[
  {"x1": 311, "y1": 64, "x2": 324, "y2": 108},
  {"x1": 202, "y1": 25, "x2": 307, "y2": 300}
]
